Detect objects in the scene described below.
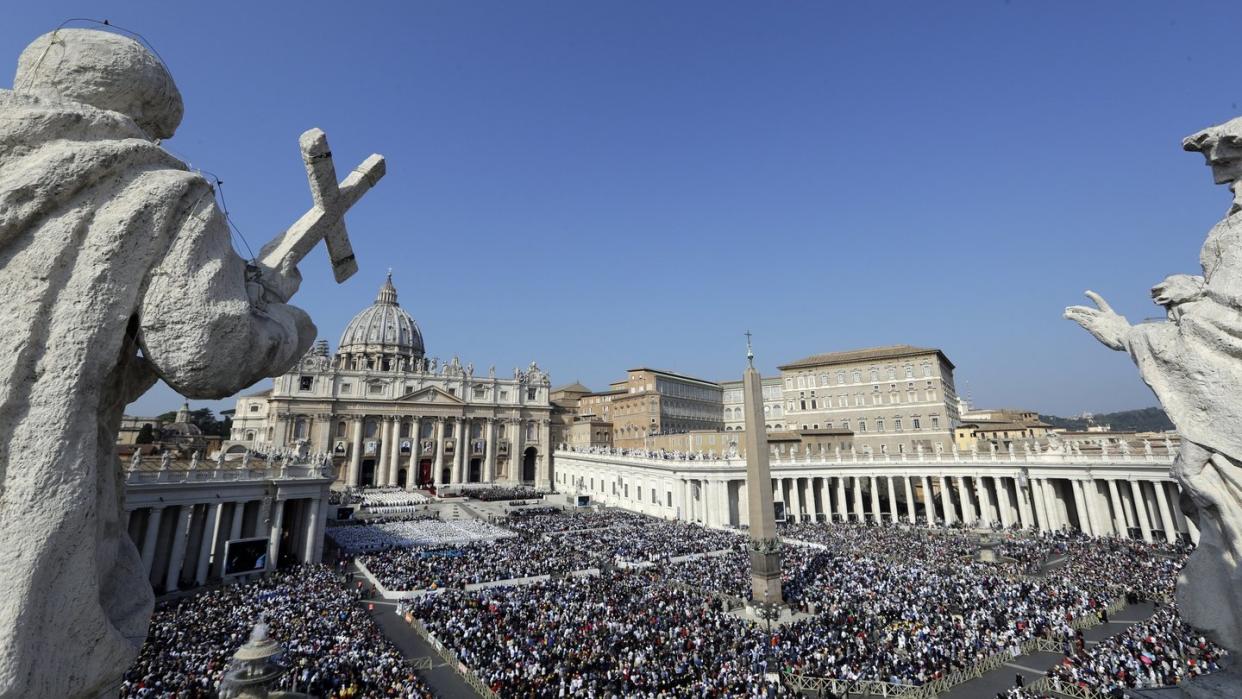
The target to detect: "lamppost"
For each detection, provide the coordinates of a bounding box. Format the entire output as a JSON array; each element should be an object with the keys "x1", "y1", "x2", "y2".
[{"x1": 755, "y1": 587, "x2": 783, "y2": 672}]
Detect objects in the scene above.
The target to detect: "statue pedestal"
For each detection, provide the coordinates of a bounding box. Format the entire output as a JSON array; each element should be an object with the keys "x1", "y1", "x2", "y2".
[{"x1": 731, "y1": 603, "x2": 812, "y2": 628}]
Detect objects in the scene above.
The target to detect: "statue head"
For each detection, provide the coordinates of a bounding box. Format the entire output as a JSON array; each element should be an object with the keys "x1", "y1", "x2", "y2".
[
  {"x1": 14, "y1": 28, "x2": 183, "y2": 139},
  {"x1": 1184, "y1": 116, "x2": 1242, "y2": 186}
]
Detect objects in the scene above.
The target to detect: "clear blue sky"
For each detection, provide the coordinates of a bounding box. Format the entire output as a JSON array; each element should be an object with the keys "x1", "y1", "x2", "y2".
[{"x1": 5, "y1": 1, "x2": 1239, "y2": 418}]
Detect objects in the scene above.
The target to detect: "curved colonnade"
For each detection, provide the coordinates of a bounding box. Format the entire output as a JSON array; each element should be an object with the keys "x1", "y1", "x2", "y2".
[{"x1": 553, "y1": 449, "x2": 1197, "y2": 544}]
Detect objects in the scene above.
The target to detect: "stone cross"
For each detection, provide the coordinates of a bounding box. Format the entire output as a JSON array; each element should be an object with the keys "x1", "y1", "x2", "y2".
[{"x1": 258, "y1": 128, "x2": 386, "y2": 283}]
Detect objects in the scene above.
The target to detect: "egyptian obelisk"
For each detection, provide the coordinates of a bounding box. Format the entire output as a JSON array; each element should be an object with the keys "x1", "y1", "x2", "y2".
[{"x1": 743, "y1": 333, "x2": 783, "y2": 603}]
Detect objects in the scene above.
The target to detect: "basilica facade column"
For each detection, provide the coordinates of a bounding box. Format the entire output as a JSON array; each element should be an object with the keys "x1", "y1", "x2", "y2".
[
  {"x1": 483, "y1": 418, "x2": 497, "y2": 483},
  {"x1": 376, "y1": 418, "x2": 392, "y2": 487},
  {"x1": 453, "y1": 417, "x2": 466, "y2": 484},
  {"x1": 433, "y1": 418, "x2": 446, "y2": 489},
  {"x1": 387, "y1": 416, "x2": 402, "y2": 486},
  {"x1": 348, "y1": 416, "x2": 364, "y2": 487}
]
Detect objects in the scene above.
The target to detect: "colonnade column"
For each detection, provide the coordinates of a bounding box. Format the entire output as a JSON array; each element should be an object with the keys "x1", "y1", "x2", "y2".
[
  {"x1": 348, "y1": 417, "x2": 364, "y2": 487},
  {"x1": 1152, "y1": 480, "x2": 1176, "y2": 543},
  {"x1": 920, "y1": 476, "x2": 935, "y2": 525},
  {"x1": 788, "y1": 478, "x2": 802, "y2": 523},
  {"x1": 1107, "y1": 479, "x2": 1128, "y2": 536},
  {"x1": 164, "y1": 505, "x2": 194, "y2": 592},
  {"x1": 266, "y1": 499, "x2": 285, "y2": 572},
  {"x1": 903, "y1": 477, "x2": 916, "y2": 524},
  {"x1": 194, "y1": 503, "x2": 222, "y2": 586},
  {"x1": 811, "y1": 478, "x2": 824, "y2": 521},
  {"x1": 974, "y1": 477, "x2": 991, "y2": 525},
  {"x1": 141, "y1": 506, "x2": 164, "y2": 577},
  {"x1": 1129, "y1": 480, "x2": 1153, "y2": 543},
  {"x1": 835, "y1": 478, "x2": 847, "y2": 522},
  {"x1": 956, "y1": 476, "x2": 975, "y2": 525},
  {"x1": 887, "y1": 476, "x2": 899, "y2": 522},
  {"x1": 303, "y1": 498, "x2": 321, "y2": 562},
  {"x1": 852, "y1": 476, "x2": 865, "y2": 522},
  {"x1": 1071, "y1": 480, "x2": 1094, "y2": 536},
  {"x1": 869, "y1": 477, "x2": 882, "y2": 523},
  {"x1": 993, "y1": 479, "x2": 1013, "y2": 528},
  {"x1": 940, "y1": 476, "x2": 955, "y2": 525},
  {"x1": 1014, "y1": 478, "x2": 1031, "y2": 529}
]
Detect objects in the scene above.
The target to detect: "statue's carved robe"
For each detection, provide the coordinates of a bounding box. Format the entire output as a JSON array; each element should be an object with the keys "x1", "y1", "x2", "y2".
[
  {"x1": 1124, "y1": 206, "x2": 1242, "y2": 651},
  {"x1": 0, "y1": 90, "x2": 313, "y2": 697}
]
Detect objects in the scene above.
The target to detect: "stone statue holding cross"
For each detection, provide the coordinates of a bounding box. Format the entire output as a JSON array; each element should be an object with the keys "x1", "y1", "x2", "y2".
[{"x1": 0, "y1": 28, "x2": 385, "y2": 698}]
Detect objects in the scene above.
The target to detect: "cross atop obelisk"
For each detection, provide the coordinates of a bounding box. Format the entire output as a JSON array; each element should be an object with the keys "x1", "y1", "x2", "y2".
[{"x1": 742, "y1": 332, "x2": 782, "y2": 603}]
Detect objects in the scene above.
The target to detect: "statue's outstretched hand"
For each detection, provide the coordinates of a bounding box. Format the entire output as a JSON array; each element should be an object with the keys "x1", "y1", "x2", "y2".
[
  {"x1": 1152, "y1": 274, "x2": 1204, "y2": 307},
  {"x1": 1065, "y1": 291, "x2": 1130, "y2": 351},
  {"x1": 256, "y1": 252, "x2": 303, "y2": 305}
]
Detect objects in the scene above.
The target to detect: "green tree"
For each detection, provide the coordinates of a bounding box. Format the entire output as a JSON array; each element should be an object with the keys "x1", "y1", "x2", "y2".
[{"x1": 135, "y1": 424, "x2": 155, "y2": 444}]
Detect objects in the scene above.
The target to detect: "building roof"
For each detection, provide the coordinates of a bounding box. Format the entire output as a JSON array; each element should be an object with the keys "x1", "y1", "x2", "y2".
[
  {"x1": 625, "y1": 367, "x2": 721, "y2": 388},
  {"x1": 584, "y1": 388, "x2": 626, "y2": 397},
  {"x1": 778, "y1": 344, "x2": 954, "y2": 371},
  {"x1": 798, "y1": 428, "x2": 853, "y2": 436},
  {"x1": 242, "y1": 388, "x2": 272, "y2": 398},
  {"x1": 551, "y1": 381, "x2": 593, "y2": 394}
]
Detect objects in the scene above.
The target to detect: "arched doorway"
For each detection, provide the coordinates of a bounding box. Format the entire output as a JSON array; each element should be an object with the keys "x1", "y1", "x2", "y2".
[
  {"x1": 521, "y1": 447, "x2": 537, "y2": 483},
  {"x1": 417, "y1": 459, "x2": 432, "y2": 487},
  {"x1": 441, "y1": 465, "x2": 452, "y2": 486},
  {"x1": 468, "y1": 458, "x2": 481, "y2": 483},
  {"x1": 360, "y1": 459, "x2": 376, "y2": 487},
  {"x1": 397, "y1": 468, "x2": 408, "y2": 489}
]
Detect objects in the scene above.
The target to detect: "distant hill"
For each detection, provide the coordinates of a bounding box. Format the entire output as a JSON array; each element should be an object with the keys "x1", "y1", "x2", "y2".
[{"x1": 1039, "y1": 407, "x2": 1174, "y2": 433}]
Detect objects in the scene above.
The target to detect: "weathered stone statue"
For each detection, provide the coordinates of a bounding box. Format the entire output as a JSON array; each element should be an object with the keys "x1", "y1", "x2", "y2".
[
  {"x1": 1067, "y1": 112, "x2": 1242, "y2": 688},
  {"x1": 0, "y1": 28, "x2": 373, "y2": 697}
]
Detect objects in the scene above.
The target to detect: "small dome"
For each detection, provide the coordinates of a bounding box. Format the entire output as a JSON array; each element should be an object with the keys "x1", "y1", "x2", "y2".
[{"x1": 338, "y1": 273, "x2": 425, "y2": 359}]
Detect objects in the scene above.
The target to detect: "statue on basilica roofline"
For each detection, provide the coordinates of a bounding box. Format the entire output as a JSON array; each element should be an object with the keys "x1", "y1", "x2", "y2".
[{"x1": 1067, "y1": 110, "x2": 1242, "y2": 671}]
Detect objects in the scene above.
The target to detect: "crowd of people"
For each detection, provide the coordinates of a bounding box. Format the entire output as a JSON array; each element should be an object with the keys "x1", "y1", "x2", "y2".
[
  {"x1": 363, "y1": 538, "x2": 608, "y2": 589},
  {"x1": 399, "y1": 519, "x2": 1218, "y2": 696},
  {"x1": 1045, "y1": 605, "x2": 1226, "y2": 694},
  {"x1": 326, "y1": 518, "x2": 513, "y2": 554},
  {"x1": 470, "y1": 486, "x2": 544, "y2": 502},
  {"x1": 119, "y1": 565, "x2": 435, "y2": 698}
]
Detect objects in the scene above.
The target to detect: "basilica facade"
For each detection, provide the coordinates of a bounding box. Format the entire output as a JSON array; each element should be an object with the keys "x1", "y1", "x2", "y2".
[{"x1": 228, "y1": 275, "x2": 553, "y2": 490}]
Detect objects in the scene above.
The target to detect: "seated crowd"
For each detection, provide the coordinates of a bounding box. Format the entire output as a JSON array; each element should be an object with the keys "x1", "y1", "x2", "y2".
[
  {"x1": 327, "y1": 518, "x2": 513, "y2": 554},
  {"x1": 119, "y1": 565, "x2": 435, "y2": 698}
]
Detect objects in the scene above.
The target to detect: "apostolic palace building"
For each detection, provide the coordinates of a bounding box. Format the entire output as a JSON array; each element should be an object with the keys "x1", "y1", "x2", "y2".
[{"x1": 227, "y1": 275, "x2": 554, "y2": 490}]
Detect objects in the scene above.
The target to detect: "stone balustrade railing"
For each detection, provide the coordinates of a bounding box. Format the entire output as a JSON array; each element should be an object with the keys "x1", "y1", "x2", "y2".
[
  {"x1": 124, "y1": 464, "x2": 331, "y2": 485},
  {"x1": 555, "y1": 447, "x2": 1176, "y2": 469}
]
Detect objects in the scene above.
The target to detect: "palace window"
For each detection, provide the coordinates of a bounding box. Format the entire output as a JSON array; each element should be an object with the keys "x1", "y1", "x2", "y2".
[
  {"x1": 870, "y1": 368, "x2": 879, "y2": 382},
  {"x1": 851, "y1": 369, "x2": 862, "y2": 383},
  {"x1": 341, "y1": 383, "x2": 352, "y2": 395},
  {"x1": 298, "y1": 376, "x2": 313, "y2": 391},
  {"x1": 819, "y1": 374, "x2": 829, "y2": 386},
  {"x1": 368, "y1": 382, "x2": 383, "y2": 395},
  {"x1": 888, "y1": 366, "x2": 896, "y2": 380},
  {"x1": 923, "y1": 364, "x2": 933, "y2": 377},
  {"x1": 527, "y1": 387, "x2": 537, "y2": 400},
  {"x1": 836, "y1": 371, "x2": 846, "y2": 384},
  {"x1": 912, "y1": 417, "x2": 921, "y2": 430},
  {"x1": 858, "y1": 419, "x2": 867, "y2": 433},
  {"x1": 894, "y1": 418, "x2": 903, "y2": 432},
  {"x1": 249, "y1": 404, "x2": 260, "y2": 413},
  {"x1": 931, "y1": 416, "x2": 940, "y2": 429},
  {"x1": 473, "y1": 386, "x2": 486, "y2": 398},
  {"x1": 876, "y1": 418, "x2": 885, "y2": 432}
]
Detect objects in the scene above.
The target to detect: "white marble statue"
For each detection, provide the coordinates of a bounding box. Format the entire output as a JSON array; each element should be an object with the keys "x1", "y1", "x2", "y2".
[
  {"x1": 1067, "y1": 111, "x2": 1242, "y2": 672},
  {"x1": 188, "y1": 451, "x2": 199, "y2": 470},
  {"x1": 215, "y1": 450, "x2": 226, "y2": 468},
  {"x1": 0, "y1": 28, "x2": 345, "y2": 699},
  {"x1": 159, "y1": 450, "x2": 172, "y2": 471},
  {"x1": 129, "y1": 451, "x2": 142, "y2": 471}
]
